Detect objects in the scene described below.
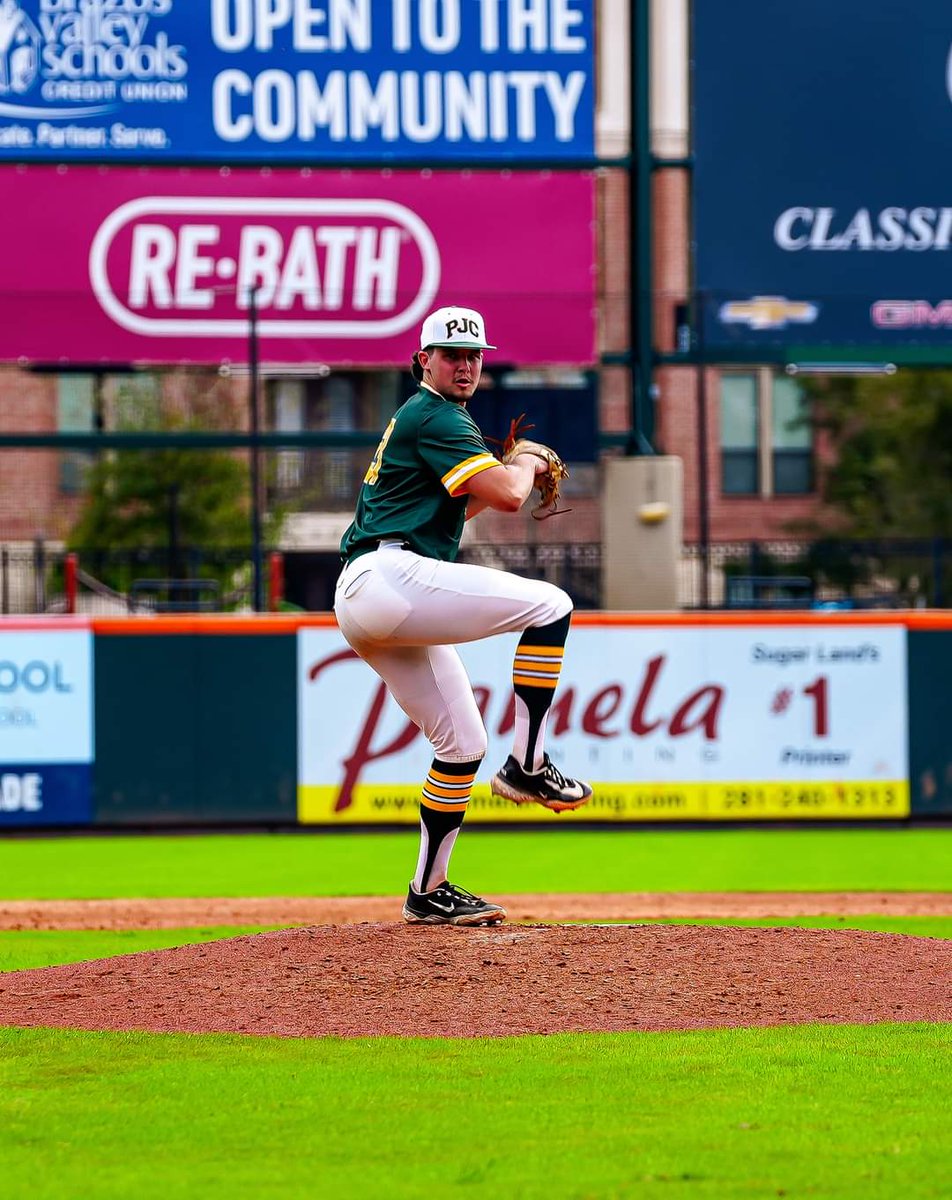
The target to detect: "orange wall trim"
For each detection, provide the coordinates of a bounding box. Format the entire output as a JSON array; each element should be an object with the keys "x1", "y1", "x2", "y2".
[{"x1": 0, "y1": 610, "x2": 950, "y2": 634}]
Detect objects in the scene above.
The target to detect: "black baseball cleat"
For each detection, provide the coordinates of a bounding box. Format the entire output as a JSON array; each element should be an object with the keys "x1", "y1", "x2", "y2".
[
  {"x1": 490, "y1": 754, "x2": 593, "y2": 813},
  {"x1": 402, "y1": 881, "x2": 507, "y2": 926}
]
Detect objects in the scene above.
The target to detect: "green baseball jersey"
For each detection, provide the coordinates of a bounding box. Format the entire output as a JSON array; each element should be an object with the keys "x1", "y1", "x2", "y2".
[{"x1": 340, "y1": 386, "x2": 500, "y2": 563}]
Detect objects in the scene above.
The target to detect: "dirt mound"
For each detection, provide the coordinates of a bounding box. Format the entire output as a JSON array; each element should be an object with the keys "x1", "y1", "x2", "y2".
[
  {"x1": 1, "y1": 891, "x2": 948, "y2": 931},
  {"x1": 1, "y1": 922, "x2": 949, "y2": 1038}
]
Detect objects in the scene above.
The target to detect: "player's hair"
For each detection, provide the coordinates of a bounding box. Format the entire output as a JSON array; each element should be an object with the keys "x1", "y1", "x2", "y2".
[{"x1": 411, "y1": 350, "x2": 428, "y2": 382}]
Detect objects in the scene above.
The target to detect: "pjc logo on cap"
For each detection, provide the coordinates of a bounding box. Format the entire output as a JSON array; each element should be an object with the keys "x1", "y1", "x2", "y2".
[{"x1": 420, "y1": 306, "x2": 496, "y2": 350}]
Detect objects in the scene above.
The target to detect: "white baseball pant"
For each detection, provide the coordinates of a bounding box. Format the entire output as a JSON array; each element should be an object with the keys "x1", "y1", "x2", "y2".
[{"x1": 334, "y1": 542, "x2": 572, "y2": 762}]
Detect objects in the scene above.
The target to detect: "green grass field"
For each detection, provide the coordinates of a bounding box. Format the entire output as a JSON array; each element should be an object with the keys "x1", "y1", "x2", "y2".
[
  {"x1": 0, "y1": 826, "x2": 949, "y2": 897},
  {"x1": 0, "y1": 828, "x2": 949, "y2": 1199}
]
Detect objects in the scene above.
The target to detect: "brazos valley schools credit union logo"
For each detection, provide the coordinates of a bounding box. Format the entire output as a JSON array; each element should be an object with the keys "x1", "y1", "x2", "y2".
[
  {"x1": 0, "y1": 0, "x2": 182, "y2": 146},
  {"x1": 719, "y1": 296, "x2": 820, "y2": 331},
  {"x1": 89, "y1": 195, "x2": 442, "y2": 339}
]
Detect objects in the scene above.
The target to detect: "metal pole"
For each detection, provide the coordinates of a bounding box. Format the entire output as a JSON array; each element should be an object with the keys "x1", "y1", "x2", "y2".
[
  {"x1": 248, "y1": 285, "x2": 264, "y2": 613},
  {"x1": 695, "y1": 290, "x2": 711, "y2": 609},
  {"x1": 629, "y1": 0, "x2": 655, "y2": 454},
  {"x1": 167, "y1": 482, "x2": 181, "y2": 608},
  {"x1": 34, "y1": 537, "x2": 47, "y2": 614},
  {"x1": 933, "y1": 536, "x2": 943, "y2": 608},
  {"x1": 64, "y1": 552, "x2": 78, "y2": 615}
]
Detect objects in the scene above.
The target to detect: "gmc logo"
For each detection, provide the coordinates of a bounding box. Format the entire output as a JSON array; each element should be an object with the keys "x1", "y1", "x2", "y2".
[{"x1": 88, "y1": 196, "x2": 441, "y2": 339}]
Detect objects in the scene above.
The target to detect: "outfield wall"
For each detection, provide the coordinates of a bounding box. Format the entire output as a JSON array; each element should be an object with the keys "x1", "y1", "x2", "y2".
[{"x1": 0, "y1": 612, "x2": 949, "y2": 828}]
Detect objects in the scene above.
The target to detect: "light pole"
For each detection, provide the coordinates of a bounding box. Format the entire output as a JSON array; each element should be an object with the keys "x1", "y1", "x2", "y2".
[
  {"x1": 248, "y1": 285, "x2": 263, "y2": 612},
  {"x1": 695, "y1": 290, "x2": 711, "y2": 609}
]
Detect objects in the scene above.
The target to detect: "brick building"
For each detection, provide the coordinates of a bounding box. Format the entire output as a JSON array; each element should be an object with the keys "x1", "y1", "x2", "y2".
[{"x1": 0, "y1": 1, "x2": 828, "y2": 611}]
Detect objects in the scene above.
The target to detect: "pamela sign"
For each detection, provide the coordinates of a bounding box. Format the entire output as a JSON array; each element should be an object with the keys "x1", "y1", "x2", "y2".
[
  {"x1": 0, "y1": 0, "x2": 595, "y2": 161},
  {"x1": 297, "y1": 623, "x2": 909, "y2": 824},
  {"x1": 0, "y1": 164, "x2": 596, "y2": 365}
]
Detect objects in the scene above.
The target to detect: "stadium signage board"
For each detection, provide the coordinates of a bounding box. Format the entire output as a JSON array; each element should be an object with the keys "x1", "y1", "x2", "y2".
[
  {"x1": 0, "y1": 628, "x2": 94, "y2": 827},
  {"x1": 0, "y1": 0, "x2": 595, "y2": 161},
  {"x1": 0, "y1": 165, "x2": 597, "y2": 365},
  {"x1": 297, "y1": 623, "x2": 910, "y2": 823},
  {"x1": 693, "y1": 0, "x2": 952, "y2": 354}
]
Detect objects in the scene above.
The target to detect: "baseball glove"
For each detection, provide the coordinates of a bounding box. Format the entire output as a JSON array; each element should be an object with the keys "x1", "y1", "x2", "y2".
[{"x1": 494, "y1": 413, "x2": 571, "y2": 520}]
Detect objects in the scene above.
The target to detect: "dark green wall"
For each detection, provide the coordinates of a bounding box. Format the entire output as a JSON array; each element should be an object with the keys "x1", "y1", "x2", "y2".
[
  {"x1": 94, "y1": 634, "x2": 297, "y2": 824},
  {"x1": 907, "y1": 630, "x2": 952, "y2": 816}
]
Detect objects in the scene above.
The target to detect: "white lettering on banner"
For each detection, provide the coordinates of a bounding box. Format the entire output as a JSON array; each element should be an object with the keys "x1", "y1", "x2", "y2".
[
  {"x1": 0, "y1": 774, "x2": 42, "y2": 813},
  {"x1": 419, "y1": 0, "x2": 461, "y2": 54},
  {"x1": 213, "y1": 66, "x2": 585, "y2": 143},
  {"x1": 128, "y1": 220, "x2": 401, "y2": 312},
  {"x1": 0, "y1": 0, "x2": 183, "y2": 121},
  {"x1": 204, "y1": 0, "x2": 594, "y2": 55},
  {"x1": 90, "y1": 195, "x2": 440, "y2": 337},
  {"x1": 475, "y1": 0, "x2": 587, "y2": 54},
  {"x1": 775, "y1": 206, "x2": 952, "y2": 251},
  {"x1": 210, "y1": 0, "x2": 372, "y2": 52},
  {"x1": 212, "y1": 67, "x2": 587, "y2": 143}
]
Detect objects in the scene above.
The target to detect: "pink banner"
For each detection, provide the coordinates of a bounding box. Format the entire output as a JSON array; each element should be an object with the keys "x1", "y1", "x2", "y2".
[{"x1": 0, "y1": 167, "x2": 595, "y2": 367}]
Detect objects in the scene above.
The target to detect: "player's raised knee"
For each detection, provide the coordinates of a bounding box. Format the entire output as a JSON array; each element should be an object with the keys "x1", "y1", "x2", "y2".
[{"x1": 541, "y1": 584, "x2": 573, "y2": 623}]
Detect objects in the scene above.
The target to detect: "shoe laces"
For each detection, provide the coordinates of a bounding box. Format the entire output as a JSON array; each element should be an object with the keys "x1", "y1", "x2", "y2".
[
  {"x1": 541, "y1": 755, "x2": 571, "y2": 789},
  {"x1": 442, "y1": 882, "x2": 483, "y2": 905}
]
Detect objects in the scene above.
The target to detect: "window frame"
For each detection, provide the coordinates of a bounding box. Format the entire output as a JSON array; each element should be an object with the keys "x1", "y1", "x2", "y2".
[{"x1": 719, "y1": 367, "x2": 814, "y2": 498}]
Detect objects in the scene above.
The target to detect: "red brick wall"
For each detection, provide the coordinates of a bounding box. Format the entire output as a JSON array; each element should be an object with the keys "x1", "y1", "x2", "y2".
[{"x1": 0, "y1": 369, "x2": 82, "y2": 541}]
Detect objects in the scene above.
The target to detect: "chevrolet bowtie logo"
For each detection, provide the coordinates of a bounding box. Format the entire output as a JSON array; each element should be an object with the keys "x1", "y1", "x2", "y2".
[{"x1": 719, "y1": 296, "x2": 820, "y2": 330}]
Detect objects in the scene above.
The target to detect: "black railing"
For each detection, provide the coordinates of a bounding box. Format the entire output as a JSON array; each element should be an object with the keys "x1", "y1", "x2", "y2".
[
  {"x1": 681, "y1": 538, "x2": 951, "y2": 610},
  {"x1": 1, "y1": 537, "x2": 950, "y2": 615}
]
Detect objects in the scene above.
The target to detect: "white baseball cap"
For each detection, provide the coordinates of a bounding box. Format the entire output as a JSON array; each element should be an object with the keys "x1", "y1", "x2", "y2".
[{"x1": 419, "y1": 306, "x2": 496, "y2": 351}]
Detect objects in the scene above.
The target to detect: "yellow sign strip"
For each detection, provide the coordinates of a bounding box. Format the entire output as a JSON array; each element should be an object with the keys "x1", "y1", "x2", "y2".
[{"x1": 299, "y1": 780, "x2": 909, "y2": 824}]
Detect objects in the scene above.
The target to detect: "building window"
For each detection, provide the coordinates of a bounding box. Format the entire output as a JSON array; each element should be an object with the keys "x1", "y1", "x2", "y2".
[
  {"x1": 720, "y1": 370, "x2": 813, "y2": 497},
  {"x1": 266, "y1": 371, "x2": 401, "y2": 506},
  {"x1": 56, "y1": 375, "x2": 96, "y2": 494},
  {"x1": 771, "y1": 375, "x2": 813, "y2": 494},
  {"x1": 720, "y1": 373, "x2": 759, "y2": 494}
]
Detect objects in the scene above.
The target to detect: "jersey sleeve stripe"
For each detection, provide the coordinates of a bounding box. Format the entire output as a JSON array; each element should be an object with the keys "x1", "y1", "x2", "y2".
[{"x1": 442, "y1": 454, "x2": 500, "y2": 496}]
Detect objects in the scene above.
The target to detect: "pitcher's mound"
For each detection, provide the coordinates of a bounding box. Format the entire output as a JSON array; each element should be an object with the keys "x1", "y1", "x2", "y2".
[{"x1": 0, "y1": 923, "x2": 949, "y2": 1038}]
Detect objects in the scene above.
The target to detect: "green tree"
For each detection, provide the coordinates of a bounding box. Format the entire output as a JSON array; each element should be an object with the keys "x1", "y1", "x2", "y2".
[
  {"x1": 69, "y1": 445, "x2": 252, "y2": 556},
  {"x1": 65, "y1": 373, "x2": 285, "y2": 605},
  {"x1": 807, "y1": 369, "x2": 952, "y2": 537}
]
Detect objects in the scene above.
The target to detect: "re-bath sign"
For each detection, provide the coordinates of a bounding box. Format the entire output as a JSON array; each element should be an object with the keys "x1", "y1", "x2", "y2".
[
  {"x1": 0, "y1": 0, "x2": 595, "y2": 161},
  {"x1": 0, "y1": 165, "x2": 596, "y2": 365}
]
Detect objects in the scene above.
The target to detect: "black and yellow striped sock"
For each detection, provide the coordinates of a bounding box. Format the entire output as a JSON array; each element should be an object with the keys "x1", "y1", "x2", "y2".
[
  {"x1": 512, "y1": 612, "x2": 571, "y2": 772},
  {"x1": 412, "y1": 756, "x2": 481, "y2": 893}
]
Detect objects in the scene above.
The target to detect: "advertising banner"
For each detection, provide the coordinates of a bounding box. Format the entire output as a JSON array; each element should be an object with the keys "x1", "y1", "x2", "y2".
[
  {"x1": 693, "y1": 1, "x2": 952, "y2": 354},
  {"x1": 0, "y1": 628, "x2": 94, "y2": 826},
  {"x1": 0, "y1": 165, "x2": 596, "y2": 366},
  {"x1": 298, "y1": 623, "x2": 909, "y2": 823},
  {"x1": 0, "y1": 0, "x2": 594, "y2": 162}
]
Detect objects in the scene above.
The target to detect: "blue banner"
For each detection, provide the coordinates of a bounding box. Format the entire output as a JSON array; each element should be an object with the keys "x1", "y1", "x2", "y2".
[
  {"x1": 693, "y1": 1, "x2": 952, "y2": 353},
  {"x1": 0, "y1": 764, "x2": 92, "y2": 826},
  {"x1": 0, "y1": 0, "x2": 594, "y2": 161},
  {"x1": 0, "y1": 628, "x2": 93, "y2": 825}
]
